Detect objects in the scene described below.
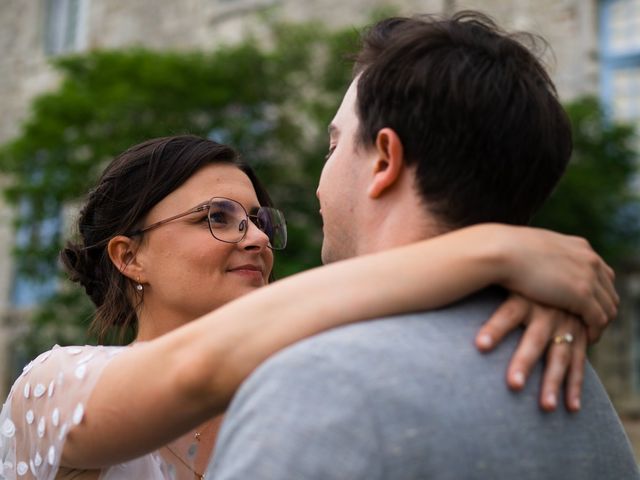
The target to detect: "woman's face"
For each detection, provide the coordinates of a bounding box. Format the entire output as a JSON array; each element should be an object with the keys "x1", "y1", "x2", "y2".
[{"x1": 134, "y1": 163, "x2": 274, "y2": 323}]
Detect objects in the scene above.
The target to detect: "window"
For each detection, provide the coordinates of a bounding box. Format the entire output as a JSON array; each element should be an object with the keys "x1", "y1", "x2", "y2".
[
  {"x1": 44, "y1": 0, "x2": 89, "y2": 56},
  {"x1": 600, "y1": 0, "x2": 640, "y2": 125},
  {"x1": 9, "y1": 198, "x2": 60, "y2": 309},
  {"x1": 601, "y1": 1, "x2": 640, "y2": 198}
]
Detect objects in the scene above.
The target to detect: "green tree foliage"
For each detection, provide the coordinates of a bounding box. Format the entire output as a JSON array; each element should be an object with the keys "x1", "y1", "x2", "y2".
[
  {"x1": 533, "y1": 97, "x2": 640, "y2": 262},
  {"x1": 0, "y1": 21, "x2": 358, "y2": 357}
]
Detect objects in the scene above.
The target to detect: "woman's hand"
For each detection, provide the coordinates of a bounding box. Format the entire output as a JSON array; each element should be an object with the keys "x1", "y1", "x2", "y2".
[
  {"x1": 490, "y1": 225, "x2": 619, "y2": 343},
  {"x1": 476, "y1": 294, "x2": 588, "y2": 412}
]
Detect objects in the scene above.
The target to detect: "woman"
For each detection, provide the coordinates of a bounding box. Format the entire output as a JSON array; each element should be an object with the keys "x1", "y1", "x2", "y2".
[{"x1": 0, "y1": 135, "x2": 616, "y2": 479}]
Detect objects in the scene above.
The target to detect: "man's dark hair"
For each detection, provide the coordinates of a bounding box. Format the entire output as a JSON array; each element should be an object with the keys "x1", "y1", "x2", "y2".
[{"x1": 354, "y1": 11, "x2": 572, "y2": 227}]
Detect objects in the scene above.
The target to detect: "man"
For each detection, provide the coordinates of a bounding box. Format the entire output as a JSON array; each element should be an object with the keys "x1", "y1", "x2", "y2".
[{"x1": 208, "y1": 12, "x2": 638, "y2": 478}]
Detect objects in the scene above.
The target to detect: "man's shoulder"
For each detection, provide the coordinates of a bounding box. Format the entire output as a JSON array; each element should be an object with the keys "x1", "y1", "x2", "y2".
[
  {"x1": 234, "y1": 289, "x2": 509, "y2": 409},
  {"x1": 213, "y1": 291, "x2": 639, "y2": 480},
  {"x1": 256, "y1": 289, "x2": 506, "y2": 372}
]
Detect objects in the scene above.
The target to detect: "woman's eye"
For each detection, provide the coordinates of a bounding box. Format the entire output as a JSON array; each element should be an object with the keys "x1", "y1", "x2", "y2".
[{"x1": 210, "y1": 211, "x2": 229, "y2": 225}]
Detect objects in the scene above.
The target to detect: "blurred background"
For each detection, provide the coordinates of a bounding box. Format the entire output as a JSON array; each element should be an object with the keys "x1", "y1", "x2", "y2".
[{"x1": 1, "y1": 0, "x2": 640, "y2": 457}]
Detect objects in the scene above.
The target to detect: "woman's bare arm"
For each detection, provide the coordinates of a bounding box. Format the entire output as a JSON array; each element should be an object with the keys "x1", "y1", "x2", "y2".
[{"x1": 62, "y1": 224, "x2": 616, "y2": 467}]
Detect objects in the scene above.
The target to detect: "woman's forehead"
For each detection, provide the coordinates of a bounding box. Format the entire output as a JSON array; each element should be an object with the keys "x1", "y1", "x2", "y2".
[{"x1": 155, "y1": 164, "x2": 259, "y2": 215}]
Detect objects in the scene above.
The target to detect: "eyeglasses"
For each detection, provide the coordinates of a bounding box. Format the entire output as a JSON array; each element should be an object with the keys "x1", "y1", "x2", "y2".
[{"x1": 128, "y1": 197, "x2": 287, "y2": 250}]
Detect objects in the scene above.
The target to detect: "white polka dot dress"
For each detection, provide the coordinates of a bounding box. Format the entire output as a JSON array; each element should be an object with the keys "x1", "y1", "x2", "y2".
[{"x1": 0, "y1": 345, "x2": 203, "y2": 479}]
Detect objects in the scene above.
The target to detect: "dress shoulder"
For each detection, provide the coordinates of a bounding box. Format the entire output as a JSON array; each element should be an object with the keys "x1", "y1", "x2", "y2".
[{"x1": 0, "y1": 345, "x2": 125, "y2": 479}]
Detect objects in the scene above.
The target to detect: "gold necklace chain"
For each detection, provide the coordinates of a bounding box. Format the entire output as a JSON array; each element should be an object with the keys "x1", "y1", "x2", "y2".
[{"x1": 165, "y1": 444, "x2": 205, "y2": 480}]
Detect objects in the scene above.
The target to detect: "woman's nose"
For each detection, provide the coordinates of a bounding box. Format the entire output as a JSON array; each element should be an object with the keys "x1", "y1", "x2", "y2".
[{"x1": 240, "y1": 218, "x2": 270, "y2": 251}]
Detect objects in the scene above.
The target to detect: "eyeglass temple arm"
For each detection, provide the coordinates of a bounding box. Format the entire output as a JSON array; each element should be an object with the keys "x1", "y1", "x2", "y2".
[{"x1": 128, "y1": 204, "x2": 209, "y2": 236}]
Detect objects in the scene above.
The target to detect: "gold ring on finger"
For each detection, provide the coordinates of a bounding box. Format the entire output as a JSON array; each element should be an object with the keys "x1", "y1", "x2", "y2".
[{"x1": 552, "y1": 333, "x2": 574, "y2": 345}]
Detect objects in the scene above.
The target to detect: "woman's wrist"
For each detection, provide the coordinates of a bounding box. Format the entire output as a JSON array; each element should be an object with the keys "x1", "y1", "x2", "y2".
[{"x1": 465, "y1": 223, "x2": 518, "y2": 290}]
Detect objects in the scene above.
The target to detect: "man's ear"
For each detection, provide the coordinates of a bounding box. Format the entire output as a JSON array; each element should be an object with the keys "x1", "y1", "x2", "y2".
[
  {"x1": 107, "y1": 235, "x2": 145, "y2": 283},
  {"x1": 367, "y1": 128, "x2": 405, "y2": 199}
]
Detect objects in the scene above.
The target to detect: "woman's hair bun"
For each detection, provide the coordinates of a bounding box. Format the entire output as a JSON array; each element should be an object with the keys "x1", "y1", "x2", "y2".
[{"x1": 60, "y1": 243, "x2": 105, "y2": 306}]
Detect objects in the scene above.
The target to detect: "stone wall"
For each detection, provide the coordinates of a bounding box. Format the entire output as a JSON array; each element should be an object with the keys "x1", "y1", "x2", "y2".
[
  {"x1": 450, "y1": 0, "x2": 599, "y2": 100},
  {"x1": 0, "y1": 0, "x2": 598, "y2": 143}
]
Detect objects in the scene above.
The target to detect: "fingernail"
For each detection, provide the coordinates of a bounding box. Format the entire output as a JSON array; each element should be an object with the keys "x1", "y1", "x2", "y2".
[
  {"x1": 512, "y1": 371, "x2": 525, "y2": 388},
  {"x1": 573, "y1": 398, "x2": 581, "y2": 411},
  {"x1": 477, "y1": 334, "x2": 493, "y2": 349},
  {"x1": 546, "y1": 393, "x2": 557, "y2": 409}
]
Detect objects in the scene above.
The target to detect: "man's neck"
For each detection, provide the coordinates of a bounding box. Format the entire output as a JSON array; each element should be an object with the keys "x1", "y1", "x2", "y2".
[{"x1": 358, "y1": 202, "x2": 447, "y2": 255}]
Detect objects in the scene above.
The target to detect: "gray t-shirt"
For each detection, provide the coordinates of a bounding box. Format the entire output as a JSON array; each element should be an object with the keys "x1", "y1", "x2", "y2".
[{"x1": 209, "y1": 291, "x2": 639, "y2": 479}]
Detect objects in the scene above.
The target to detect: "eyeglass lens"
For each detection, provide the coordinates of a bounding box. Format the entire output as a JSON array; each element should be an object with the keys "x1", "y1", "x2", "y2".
[{"x1": 208, "y1": 198, "x2": 287, "y2": 250}]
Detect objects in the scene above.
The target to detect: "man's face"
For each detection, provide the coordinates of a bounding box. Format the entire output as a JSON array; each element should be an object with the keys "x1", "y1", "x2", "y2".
[{"x1": 317, "y1": 79, "x2": 373, "y2": 264}]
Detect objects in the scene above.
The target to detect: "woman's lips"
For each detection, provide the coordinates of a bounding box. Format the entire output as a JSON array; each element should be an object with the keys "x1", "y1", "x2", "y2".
[{"x1": 227, "y1": 264, "x2": 264, "y2": 280}]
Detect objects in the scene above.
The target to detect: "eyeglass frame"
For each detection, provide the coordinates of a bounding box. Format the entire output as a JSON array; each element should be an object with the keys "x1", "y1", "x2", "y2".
[{"x1": 127, "y1": 196, "x2": 287, "y2": 250}]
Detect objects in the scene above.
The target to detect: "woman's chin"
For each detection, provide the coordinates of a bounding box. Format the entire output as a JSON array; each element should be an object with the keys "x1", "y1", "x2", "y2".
[{"x1": 205, "y1": 284, "x2": 267, "y2": 310}]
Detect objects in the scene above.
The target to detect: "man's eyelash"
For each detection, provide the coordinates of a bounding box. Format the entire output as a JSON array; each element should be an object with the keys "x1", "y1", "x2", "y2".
[{"x1": 325, "y1": 146, "x2": 336, "y2": 160}]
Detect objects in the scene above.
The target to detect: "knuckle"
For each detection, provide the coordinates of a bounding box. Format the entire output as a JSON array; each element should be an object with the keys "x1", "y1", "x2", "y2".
[
  {"x1": 510, "y1": 293, "x2": 530, "y2": 308},
  {"x1": 573, "y1": 236, "x2": 590, "y2": 249},
  {"x1": 528, "y1": 334, "x2": 550, "y2": 353},
  {"x1": 530, "y1": 304, "x2": 553, "y2": 321},
  {"x1": 597, "y1": 312, "x2": 609, "y2": 327},
  {"x1": 499, "y1": 305, "x2": 517, "y2": 321},
  {"x1": 568, "y1": 234, "x2": 582, "y2": 243},
  {"x1": 575, "y1": 280, "x2": 592, "y2": 299},
  {"x1": 611, "y1": 299, "x2": 619, "y2": 314},
  {"x1": 587, "y1": 253, "x2": 601, "y2": 269},
  {"x1": 500, "y1": 303, "x2": 528, "y2": 325}
]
